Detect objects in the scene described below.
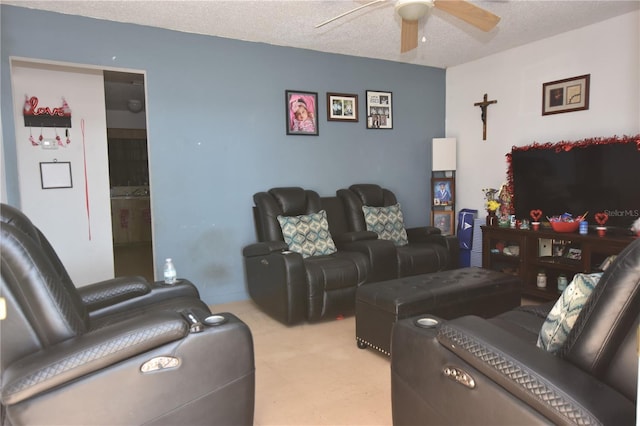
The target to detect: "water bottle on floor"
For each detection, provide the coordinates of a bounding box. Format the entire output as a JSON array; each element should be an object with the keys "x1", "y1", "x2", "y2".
[{"x1": 163, "y1": 258, "x2": 177, "y2": 284}]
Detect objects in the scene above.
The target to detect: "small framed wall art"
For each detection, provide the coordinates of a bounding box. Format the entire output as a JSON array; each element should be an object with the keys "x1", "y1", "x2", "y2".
[
  {"x1": 326, "y1": 92, "x2": 358, "y2": 122},
  {"x1": 431, "y1": 177, "x2": 455, "y2": 206},
  {"x1": 366, "y1": 90, "x2": 393, "y2": 129},
  {"x1": 542, "y1": 74, "x2": 590, "y2": 115},
  {"x1": 432, "y1": 210, "x2": 454, "y2": 236},
  {"x1": 286, "y1": 90, "x2": 319, "y2": 136},
  {"x1": 40, "y1": 161, "x2": 72, "y2": 189}
]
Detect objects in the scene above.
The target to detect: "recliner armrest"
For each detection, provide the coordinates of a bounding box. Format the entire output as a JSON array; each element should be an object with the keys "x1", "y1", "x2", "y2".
[
  {"x1": 406, "y1": 229, "x2": 459, "y2": 269},
  {"x1": 243, "y1": 241, "x2": 289, "y2": 257},
  {"x1": 437, "y1": 316, "x2": 636, "y2": 425},
  {"x1": 78, "y1": 276, "x2": 151, "y2": 310},
  {"x1": 1, "y1": 311, "x2": 188, "y2": 405},
  {"x1": 406, "y1": 226, "x2": 441, "y2": 242}
]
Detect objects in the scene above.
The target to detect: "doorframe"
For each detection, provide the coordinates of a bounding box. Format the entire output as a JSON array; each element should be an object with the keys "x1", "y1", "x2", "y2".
[{"x1": 8, "y1": 56, "x2": 155, "y2": 279}]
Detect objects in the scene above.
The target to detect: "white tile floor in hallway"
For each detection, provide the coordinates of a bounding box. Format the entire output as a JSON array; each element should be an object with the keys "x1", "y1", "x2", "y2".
[{"x1": 209, "y1": 300, "x2": 392, "y2": 426}]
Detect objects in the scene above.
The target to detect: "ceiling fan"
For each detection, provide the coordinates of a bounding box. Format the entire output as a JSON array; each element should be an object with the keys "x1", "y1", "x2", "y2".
[{"x1": 315, "y1": 0, "x2": 501, "y2": 53}]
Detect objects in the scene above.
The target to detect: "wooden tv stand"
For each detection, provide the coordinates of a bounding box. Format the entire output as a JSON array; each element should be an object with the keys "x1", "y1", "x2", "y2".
[{"x1": 481, "y1": 225, "x2": 635, "y2": 301}]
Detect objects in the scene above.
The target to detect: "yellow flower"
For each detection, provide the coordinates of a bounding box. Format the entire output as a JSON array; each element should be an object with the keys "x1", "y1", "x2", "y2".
[{"x1": 486, "y1": 200, "x2": 500, "y2": 212}]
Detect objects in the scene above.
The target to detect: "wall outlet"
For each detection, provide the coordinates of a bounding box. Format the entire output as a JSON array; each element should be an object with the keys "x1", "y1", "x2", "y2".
[{"x1": 41, "y1": 138, "x2": 58, "y2": 149}]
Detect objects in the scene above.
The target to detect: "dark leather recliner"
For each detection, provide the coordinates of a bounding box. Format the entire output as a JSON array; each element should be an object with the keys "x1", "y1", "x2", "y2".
[
  {"x1": 391, "y1": 238, "x2": 639, "y2": 425},
  {"x1": 244, "y1": 187, "x2": 394, "y2": 325},
  {"x1": 1, "y1": 213, "x2": 255, "y2": 425},
  {"x1": 338, "y1": 184, "x2": 459, "y2": 276},
  {"x1": 0, "y1": 203, "x2": 199, "y2": 319}
]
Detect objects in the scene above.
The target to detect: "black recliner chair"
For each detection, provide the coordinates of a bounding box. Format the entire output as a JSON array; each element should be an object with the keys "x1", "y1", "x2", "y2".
[
  {"x1": 243, "y1": 187, "x2": 390, "y2": 325},
  {"x1": 338, "y1": 184, "x2": 459, "y2": 276},
  {"x1": 391, "y1": 238, "x2": 639, "y2": 425},
  {"x1": 0, "y1": 202, "x2": 199, "y2": 320},
  {"x1": 1, "y1": 215, "x2": 255, "y2": 425}
]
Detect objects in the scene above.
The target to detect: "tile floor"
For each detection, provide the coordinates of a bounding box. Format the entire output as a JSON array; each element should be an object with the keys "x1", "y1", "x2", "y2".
[
  {"x1": 209, "y1": 297, "x2": 544, "y2": 426},
  {"x1": 209, "y1": 299, "x2": 392, "y2": 426}
]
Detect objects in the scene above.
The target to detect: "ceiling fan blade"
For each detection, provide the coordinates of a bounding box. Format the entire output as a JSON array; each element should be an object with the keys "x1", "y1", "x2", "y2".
[
  {"x1": 433, "y1": 0, "x2": 500, "y2": 32},
  {"x1": 315, "y1": 0, "x2": 386, "y2": 28},
  {"x1": 400, "y1": 19, "x2": 419, "y2": 53}
]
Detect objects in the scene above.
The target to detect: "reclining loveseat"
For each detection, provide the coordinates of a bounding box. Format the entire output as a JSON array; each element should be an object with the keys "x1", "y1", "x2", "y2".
[
  {"x1": 391, "y1": 238, "x2": 639, "y2": 425},
  {"x1": 1, "y1": 204, "x2": 255, "y2": 425},
  {"x1": 243, "y1": 186, "x2": 458, "y2": 324}
]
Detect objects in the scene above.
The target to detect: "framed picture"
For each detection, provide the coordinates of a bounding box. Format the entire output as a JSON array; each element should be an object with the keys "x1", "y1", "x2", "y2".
[
  {"x1": 432, "y1": 211, "x2": 454, "y2": 236},
  {"x1": 40, "y1": 161, "x2": 72, "y2": 189},
  {"x1": 565, "y1": 247, "x2": 582, "y2": 260},
  {"x1": 542, "y1": 74, "x2": 590, "y2": 115},
  {"x1": 431, "y1": 178, "x2": 455, "y2": 206},
  {"x1": 366, "y1": 90, "x2": 392, "y2": 129},
  {"x1": 286, "y1": 90, "x2": 319, "y2": 136},
  {"x1": 326, "y1": 92, "x2": 358, "y2": 122}
]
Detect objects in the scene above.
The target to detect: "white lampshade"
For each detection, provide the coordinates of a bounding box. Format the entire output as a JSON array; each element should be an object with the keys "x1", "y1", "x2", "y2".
[{"x1": 432, "y1": 138, "x2": 457, "y2": 171}]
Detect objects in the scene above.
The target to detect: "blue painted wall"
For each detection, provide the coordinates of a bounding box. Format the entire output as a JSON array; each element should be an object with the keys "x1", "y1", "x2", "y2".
[{"x1": 1, "y1": 5, "x2": 445, "y2": 304}]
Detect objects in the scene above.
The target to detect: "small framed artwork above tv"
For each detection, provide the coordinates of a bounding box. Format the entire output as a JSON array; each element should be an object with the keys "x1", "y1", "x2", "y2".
[{"x1": 542, "y1": 74, "x2": 590, "y2": 116}]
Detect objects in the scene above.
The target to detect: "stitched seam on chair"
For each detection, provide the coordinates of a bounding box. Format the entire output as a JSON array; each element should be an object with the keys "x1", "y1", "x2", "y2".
[
  {"x1": 82, "y1": 282, "x2": 149, "y2": 306},
  {"x1": 3, "y1": 233, "x2": 86, "y2": 339},
  {"x1": 438, "y1": 325, "x2": 599, "y2": 425},
  {"x1": 4, "y1": 320, "x2": 185, "y2": 400}
]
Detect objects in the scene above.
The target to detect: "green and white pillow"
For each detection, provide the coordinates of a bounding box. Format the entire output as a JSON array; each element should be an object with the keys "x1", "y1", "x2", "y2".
[
  {"x1": 362, "y1": 203, "x2": 408, "y2": 246},
  {"x1": 537, "y1": 272, "x2": 603, "y2": 353},
  {"x1": 277, "y1": 210, "x2": 337, "y2": 258}
]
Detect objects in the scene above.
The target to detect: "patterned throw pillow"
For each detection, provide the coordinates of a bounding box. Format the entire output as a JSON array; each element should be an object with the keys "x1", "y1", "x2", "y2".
[
  {"x1": 536, "y1": 272, "x2": 603, "y2": 353},
  {"x1": 362, "y1": 203, "x2": 408, "y2": 246},
  {"x1": 277, "y1": 210, "x2": 337, "y2": 258}
]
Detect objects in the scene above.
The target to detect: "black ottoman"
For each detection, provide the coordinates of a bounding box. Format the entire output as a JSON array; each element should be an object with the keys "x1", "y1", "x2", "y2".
[{"x1": 355, "y1": 267, "x2": 521, "y2": 355}]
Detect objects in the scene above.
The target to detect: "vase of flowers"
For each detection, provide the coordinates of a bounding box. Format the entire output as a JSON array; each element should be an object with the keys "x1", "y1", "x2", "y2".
[{"x1": 483, "y1": 188, "x2": 501, "y2": 227}]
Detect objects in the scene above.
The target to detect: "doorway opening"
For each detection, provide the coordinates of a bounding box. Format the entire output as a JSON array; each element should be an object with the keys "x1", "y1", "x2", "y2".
[{"x1": 104, "y1": 71, "x2": 154, "y2": 282}]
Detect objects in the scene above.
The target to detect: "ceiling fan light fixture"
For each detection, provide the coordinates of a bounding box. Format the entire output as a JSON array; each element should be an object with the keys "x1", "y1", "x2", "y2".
[
  {"x1": 127, "y1": 99, "x2": 143, "y2": 113},
  {"x1": 395, "y1": 0, "x2": 434, "y2": 21}
]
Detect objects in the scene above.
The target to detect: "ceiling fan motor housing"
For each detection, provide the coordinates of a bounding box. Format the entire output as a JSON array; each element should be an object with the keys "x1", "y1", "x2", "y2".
[{"x1": 395, "y1": 0, "x2": 434, "y2": 21}]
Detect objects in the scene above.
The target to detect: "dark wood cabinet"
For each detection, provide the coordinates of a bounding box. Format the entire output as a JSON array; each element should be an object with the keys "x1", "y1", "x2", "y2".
[{"x1": 481, "y1": 226, "x2": 634, "y2": 300}]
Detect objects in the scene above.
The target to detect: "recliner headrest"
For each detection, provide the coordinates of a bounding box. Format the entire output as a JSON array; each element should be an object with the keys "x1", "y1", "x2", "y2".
[
  {"x1": 269, "y1": 187, "x2": 320, "y2": 216},
  {"x1": 349, "y1": 184, "x2": 398, "y2": 207},
  {"x1": 349, "y1": 184, "x2": 385, "y2": 206},
  {"x1": 562, "y1": 238, "x2": 640, "y2": 376},
  {"x1": 0, "y1": 203, "x2": 42, "y2": 243},
  {"x1": 0, "y1": 223, "x2": 89, "y2": 346}
]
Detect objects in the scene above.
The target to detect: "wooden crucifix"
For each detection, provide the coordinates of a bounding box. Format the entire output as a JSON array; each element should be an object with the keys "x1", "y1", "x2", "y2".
[{"x1": 474, "y1": 93, "x2": 497, "y2": 140}]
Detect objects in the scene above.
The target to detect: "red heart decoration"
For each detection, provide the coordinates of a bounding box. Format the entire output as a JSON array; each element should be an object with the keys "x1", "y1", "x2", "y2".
[
  {"x1": 595, "y1": 212, "x2": 609, "y2": 226},
  {"x1": 530, "y1": 209, "x2": 542, "y2": 221}
]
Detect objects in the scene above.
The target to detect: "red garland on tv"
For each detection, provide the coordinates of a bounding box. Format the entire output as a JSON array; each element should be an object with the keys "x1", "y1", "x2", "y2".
[{"x1": 505, "y1": 134, "x2": 640, "y2": 216}]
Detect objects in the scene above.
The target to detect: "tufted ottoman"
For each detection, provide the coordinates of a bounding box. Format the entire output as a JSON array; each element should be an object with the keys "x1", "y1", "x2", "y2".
[{"x1": 355, "y1": 267, "x2": 521, "y2": 355}]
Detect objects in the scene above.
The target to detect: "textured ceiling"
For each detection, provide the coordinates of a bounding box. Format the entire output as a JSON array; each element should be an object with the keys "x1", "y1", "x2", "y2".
[{"x1": 5, "y1": 0, "x2": 640, "y2": 69}]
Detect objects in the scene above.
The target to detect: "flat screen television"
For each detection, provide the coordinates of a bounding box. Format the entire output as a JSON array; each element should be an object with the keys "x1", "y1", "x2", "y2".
[{"x1": 508, "y1": 136, "x2": 640, "y2": 234}]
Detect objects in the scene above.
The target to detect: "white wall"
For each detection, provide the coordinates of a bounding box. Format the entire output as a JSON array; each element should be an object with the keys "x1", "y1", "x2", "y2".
[
  {"x1": 447, "y1": 11, "x2": 640, "y2": 216},
  {"x1": 11, "y1": 60, "x2": 114, "y2": 286}
]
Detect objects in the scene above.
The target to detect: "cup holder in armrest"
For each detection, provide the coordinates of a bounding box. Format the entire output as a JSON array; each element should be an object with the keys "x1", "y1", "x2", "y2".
[
  {"x1": 414, "y1": 317, "x2": 439, "y2": 329},
  {"x1": 204, "y1": 314, "x2": 227, "y2": 326}
]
